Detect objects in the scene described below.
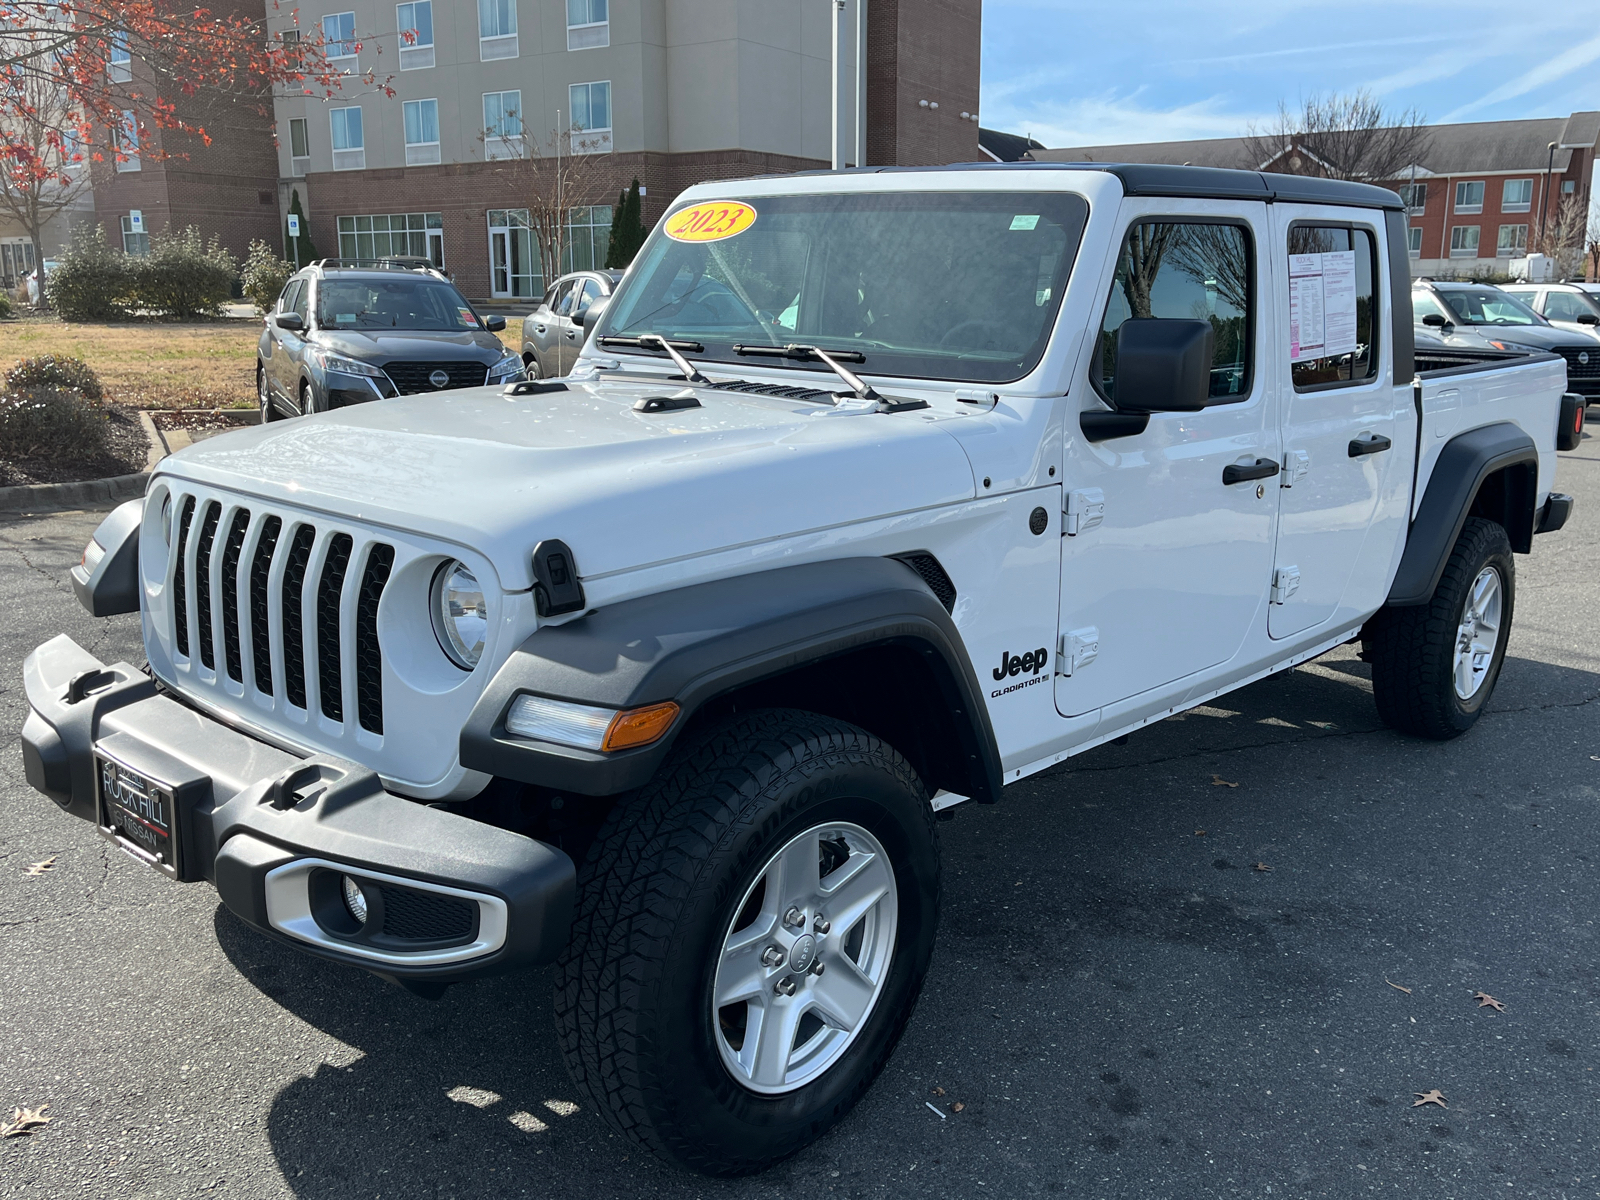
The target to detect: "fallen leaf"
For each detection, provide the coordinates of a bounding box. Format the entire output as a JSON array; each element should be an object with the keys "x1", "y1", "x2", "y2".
[
  {"x1": 1194, "y1": 829, "x2": 1207, "y2": 836},
  {"x1": 1474, "y1": 992, "x2": 1506, "y2": 1013},
  {"x1": 23, "y1": 857, "x2": 56, "y2": 877},
  {"x1": 1211, "y1": 775, "x2": 1239, "y2": 788},
  {"x1": 951, "y1": 1101, "x2": 965, "y2": 1113},
  {"x1": 1253, "y1": 862, "x2": 1273, "y2": 872},
  {"x1": 931, "y1": 1086, "x2": 945, "y2": 1097},
  {"x1": 1412, "y1": 1090, "x2": 1447, "y2": 1109},
  {"x1": 0, "y1": 1105, "x2": 50, "y2": 1138},
  {"x1": 1385, "y1": 978, "x2": 1412, "y2": 995}
]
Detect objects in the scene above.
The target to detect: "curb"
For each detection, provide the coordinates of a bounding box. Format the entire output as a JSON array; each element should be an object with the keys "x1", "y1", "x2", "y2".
[{"x1": 0, "y1": 410, "x2": 167, "y2": 517}]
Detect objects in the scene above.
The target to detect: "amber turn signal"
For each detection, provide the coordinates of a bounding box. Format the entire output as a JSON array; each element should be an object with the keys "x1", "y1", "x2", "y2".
[{"x1": 602, "y1": 701, "x2": 680, "y2": 752}]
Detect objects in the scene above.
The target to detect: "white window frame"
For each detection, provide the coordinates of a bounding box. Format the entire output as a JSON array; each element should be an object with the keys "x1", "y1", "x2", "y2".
[
  {"x1": 1496, "y1": 224, "x2": 1528, "y2": 258},
  {"x1": 1501, "y1": 178, "x2": 1532, "y2": 214},
  {"x1": 483, "y1": 90, "x2": 522, "y2": 160},
  {"x1": 1562, "y1": 179, "x2": 1576, "y2": 194},
  {"x1": 108, "y1": 33, "x2": 131, "y2": 82},
  {"x1": 1453, "y1": 180, "x2": 1484, "y2": 215},
  {"x1": 322, "y1": 12, "x2": 358, "y2": 68},
  {"x1": 289, "y1": 117, "x2": 311, "y2": 176},
  {"x1": 1398, "y1": 182, "x2": 1426, "y2": 215},
  {"x1": 403, "y1": 98, "x2": 440, "y2": 165},
  {"x1": 1449, "y1": 225, "x2": 1480, "y2": 258},
  {"x1": 1407, "y1": 226, "x2": 1422, "y2": 259},
  {"x1": 478, "y1": 0, "x2": 517, "y2": 60},
  {"x1": 568, "y1": 80, "x2": 612, "y2": 154},
  {"x1": 397, "y1": 0, "x2": 434, "y2": 69},
  {"x1": 115, "y1": 109, "x2": 140, "y2": 171},
  {"x1": 567, "y1": 0, "x2": 608, "y2": 50},
  {"x1": 330, "y1": 106, "x2": 365, "y2": 170}
]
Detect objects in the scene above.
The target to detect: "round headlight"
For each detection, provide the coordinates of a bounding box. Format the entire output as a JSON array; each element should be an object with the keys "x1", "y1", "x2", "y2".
[{"x1": 431, "y1": 559, "x2": 487, "y2": 669}]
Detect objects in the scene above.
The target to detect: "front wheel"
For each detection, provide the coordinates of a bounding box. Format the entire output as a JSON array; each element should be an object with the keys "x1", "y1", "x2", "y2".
[
  {"x1": 1364, "y1": 516, "x2": 1515, "y2": 740},
  {"x1": 257, "y1": 364, "x2": 283, "y2": 422},
  {"x1": 555, "y1": 710, "x2": 940, "y2": 1176}
]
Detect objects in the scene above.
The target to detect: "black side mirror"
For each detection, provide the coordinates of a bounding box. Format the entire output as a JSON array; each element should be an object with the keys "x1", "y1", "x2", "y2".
[
  {"x1": 1112, "y1": 318, "x2": 1214, "y2": 413},
  {"x1": 1577, "y1": 313, "x2": 1599, "y2": 326},
  {"x1": 1421, "y1": 313, "x2": 1448, "y2": 328},
  {"x1": 483, "y1": 314, "x2": 506, "y2": 332},
  {"x1": 573, "y1": 296, "x2": 609, "y2": 330},
  {"x1": 274, "y1": 311, "x2": 304, "y2": 332}
]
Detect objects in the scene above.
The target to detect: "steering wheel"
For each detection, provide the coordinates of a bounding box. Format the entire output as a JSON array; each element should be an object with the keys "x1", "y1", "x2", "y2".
[{"x1": 940, "y1": 319, "x2": 1011, "y2": 349}]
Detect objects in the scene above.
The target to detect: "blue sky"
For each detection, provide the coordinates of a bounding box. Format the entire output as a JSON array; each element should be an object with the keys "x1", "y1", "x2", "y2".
[{"x1": 980, "y1": 1, "x2": 1600, "y2": 148}]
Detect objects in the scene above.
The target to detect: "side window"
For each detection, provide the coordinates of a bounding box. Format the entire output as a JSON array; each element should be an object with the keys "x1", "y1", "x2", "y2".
[
  {"x1": 1545, "y1": 292, "x2": 1589, "y2": 322},
  {"x1": 578, "y1": 278, "x2": 602, "y2": 309},
  {"x1": 292, "y1": 281, "x2": 312, "y2": 322},
  {"x1": 1097, "y1": 221, "x2": 1252, "y2": 404},
  {"x1": 1287, "y1": 225, "x2": 1379, "y2": 389},
  {"x1": 1412, "y1": 291, "x2": 1450, "y2": 323},
  {"x1": 278, "y1": 280, "x2": 302, "y2": 313},
  {"x1": 554, "y1": 280, "x2": 578, "y2": 315}
]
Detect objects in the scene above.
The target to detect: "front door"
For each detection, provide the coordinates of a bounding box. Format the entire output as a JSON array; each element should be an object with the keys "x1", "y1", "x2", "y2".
[
  {"x1": 1056, "y1": 203, "x2": 1280, "y2": 719},
  {"x1": 561, "y1": 278, "x2": 602, "y2": 373},
  {"x1": 1267, "y1": 207, "x2": 1406, "y2": 639},
  {"x1": 488, "y1": 209, "x2": 536, "y2": 299}
]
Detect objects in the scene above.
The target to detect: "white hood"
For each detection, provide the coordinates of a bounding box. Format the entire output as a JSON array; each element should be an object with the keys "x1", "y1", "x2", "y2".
[{"x1": 156, "y1": 375, "x2": 980, "y2": 591}]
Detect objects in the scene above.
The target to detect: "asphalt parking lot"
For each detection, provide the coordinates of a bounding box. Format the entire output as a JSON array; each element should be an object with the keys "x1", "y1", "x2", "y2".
[{"x1": 3, "y1": 426, "x2": 1598, "y2": 1199}]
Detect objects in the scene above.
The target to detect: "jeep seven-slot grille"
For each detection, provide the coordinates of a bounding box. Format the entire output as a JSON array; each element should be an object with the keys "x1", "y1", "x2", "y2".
[
  {"x1": 168, "y1": 501, "x2": 395, "y2": 731},
  {"x1": 382, "y1": 360, "x2": 488, "y2": 395}
]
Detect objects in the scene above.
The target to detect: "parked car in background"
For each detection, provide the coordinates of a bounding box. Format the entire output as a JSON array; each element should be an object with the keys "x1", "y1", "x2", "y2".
[
  {"x1": 1500, "y1": 282, "x2": 1600, "y2": 342},
  {"x1": 257, "y1": 259, "x2": 523, "y2": 420},
  {"x1": 1413, "y1": 280, "x2": 1600, "y2": 401},
  {"x1": 521, "y1": 269, "x2": 623, "y2": 378}
]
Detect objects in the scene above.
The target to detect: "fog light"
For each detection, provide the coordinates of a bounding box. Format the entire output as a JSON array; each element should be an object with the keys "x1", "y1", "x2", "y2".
[{"x1": 342, "y1": 875, "x2": 369, "y2": 925}]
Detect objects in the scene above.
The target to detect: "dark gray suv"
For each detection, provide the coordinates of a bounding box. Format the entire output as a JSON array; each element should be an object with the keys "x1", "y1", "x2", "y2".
[{"x1": 256, "y1": 260, "x2": 524, "y2": 420}]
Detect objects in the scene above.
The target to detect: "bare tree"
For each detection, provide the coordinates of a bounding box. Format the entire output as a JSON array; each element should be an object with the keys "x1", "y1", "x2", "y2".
[
  {"x1": 482, "y1": 116, "x2": 612, "y2": 288},
  {"x1": 1242, "y1": 91, "x2": 1431, "y2": 185},
  {"x1": 1528, "y1": 193, "x2": 1588, "y2": 277},
  {"x1": 0, "y1": 74, "x2": 95, "y2": 306},
  {"x1": 1587, "y1": 206, "x2": 1600, "y2": 283}
]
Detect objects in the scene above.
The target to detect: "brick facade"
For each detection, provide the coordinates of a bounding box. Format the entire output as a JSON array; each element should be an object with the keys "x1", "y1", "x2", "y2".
[{"x1": 866, "y1": 0, "x2": 983, "y2": 169}]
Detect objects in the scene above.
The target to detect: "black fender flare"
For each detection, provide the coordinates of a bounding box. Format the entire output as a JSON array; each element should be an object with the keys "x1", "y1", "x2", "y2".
[
  {"x1": 1386, "y1": 421, "x2": 1538, "y2": 607},
  {"x1": 459, "y1": 557, "x2": 1003, "y2": 802}
]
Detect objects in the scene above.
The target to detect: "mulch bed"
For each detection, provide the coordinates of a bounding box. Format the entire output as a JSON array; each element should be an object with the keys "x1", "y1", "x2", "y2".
[
  {"x1": 0, "y1": 405, "x2": 149, "y2": 487},
  {"x1": 149, "y1": 409, "x2": 257, "y2": 432}
]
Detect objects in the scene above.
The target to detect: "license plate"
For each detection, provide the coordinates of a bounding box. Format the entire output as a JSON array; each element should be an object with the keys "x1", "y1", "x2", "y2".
[{"x1": 97, "y1": 754, "x2": 180, "y2": 875}]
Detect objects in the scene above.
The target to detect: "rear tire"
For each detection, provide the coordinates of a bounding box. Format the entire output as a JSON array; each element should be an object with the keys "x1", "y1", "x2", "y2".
[
  {"x1": 1364, "y1": 516, "x2": 1514, "y2": 740},
  {"x1": 554, "y1": 710, "x2": 940, "y2": 1176}
]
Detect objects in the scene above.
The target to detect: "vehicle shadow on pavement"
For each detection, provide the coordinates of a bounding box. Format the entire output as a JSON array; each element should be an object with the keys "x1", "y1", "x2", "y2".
[{"x1": 214, "y1": 649, "x2": 1600, "y2": 1197}]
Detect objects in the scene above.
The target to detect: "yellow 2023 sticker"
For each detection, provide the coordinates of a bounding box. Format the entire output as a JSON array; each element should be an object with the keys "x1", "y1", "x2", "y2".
[{"x1": 664, "y1": 201, "x2": 757, "y2": 243}]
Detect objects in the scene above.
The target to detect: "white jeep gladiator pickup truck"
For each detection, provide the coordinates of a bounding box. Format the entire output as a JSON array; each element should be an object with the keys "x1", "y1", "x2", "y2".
[{"x1": 22, "y1": 163, "x2": 1583, "y2": 1175}]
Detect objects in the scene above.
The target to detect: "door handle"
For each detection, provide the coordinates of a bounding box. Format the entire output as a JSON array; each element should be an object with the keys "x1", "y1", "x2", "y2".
[
  {"x1": 1222, "y1": 458, "x2": 1280, "y2": 485},
  {"x1": 565, "y1": 330, "x2": 577, "y2": 340},
  {"x1": 535, "y1": 325, "x2": 546, "y2": 334},
  {"x1": 1348, "y1": 433, "x2": 1392, "y2": 457}
]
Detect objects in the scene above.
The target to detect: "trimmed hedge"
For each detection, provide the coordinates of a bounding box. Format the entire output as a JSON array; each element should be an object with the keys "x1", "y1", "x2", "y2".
[
  {"x1": 4, "y1": 355, "x2": 105, "y2": 402},
  {"x1": 0, "y1": 386, "x2": 107, "y2": 462},
  {"x1": 48, "y1": 224, "x2": 238, "y2": 320}
]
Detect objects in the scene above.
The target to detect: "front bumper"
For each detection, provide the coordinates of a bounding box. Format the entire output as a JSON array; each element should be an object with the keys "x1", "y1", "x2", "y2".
[{"x1": 21, "y1": 634, "x2": 574, "y2": 984}]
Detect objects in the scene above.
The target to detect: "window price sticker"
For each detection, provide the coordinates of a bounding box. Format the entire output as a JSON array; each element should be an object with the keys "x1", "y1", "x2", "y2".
[{"x1": 1289, "y1": 250, "x2": 1357, "y2": 362}]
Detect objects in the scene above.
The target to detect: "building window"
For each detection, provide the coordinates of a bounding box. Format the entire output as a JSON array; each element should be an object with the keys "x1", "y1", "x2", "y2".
[
  {"x1": 568, "y1": 80, "x2": 611, "y2": 153},
  {"x1": 108, "y1": 33, "x2": 131, "y2": 82},
  {"x1": 1449, "y1": 225, "x2": 1480, "y2": 258},
  {"x1": 1453, "y1": 180, "x2": 1484, "y2": 214},
  {"x1": 1563, "y1": 179, "x2": 1576, "y2": 194},
  {"x1": 1397, "y1": 182, "x2": 1427, "y2": 214},
  {"x1": 289, "y1": 117, "x2": 311, "y2": 176},
  {"x1": 483, "y1": 90, "x2": 522, "y2": 159},
  {"x1": 402, "y1": 98, "x2": 440, "y2": 165},
  {"x1": 338, "y1": 212, "x2": 444, "y2": 267},
  {"x1": 479, "y1": 0, "x2": 517, "y2": 60},
  {"x1": 321, "y1": 12, "x2": 357, "y2": 66},
  {"x1": 120, "y1": 215, "x2": 149, "y2": 256},
  {"x1": 564, "y1": 204, "x2": 613, "y2": 272},
  {"x1": 1501, "y1": 178, "x2": 1532, "y2": 213},
  {"x1": 115, "y1": 110, "x2": 139, "y2": 171},
  {"x1": 397, "y1": 1, "x2": 434, "y2": 69},
  {"x1": 567, "y1": 0, "x2": 608, "y2": 50},
  {"x1": 330, "y1": 106, "x2": 364, "y2": 170},
  {"x1": 1496, "y1": 224, "x2": 1528, "y2": 258},
  {"x1": 1407, "y1": 226, "x2": 1422, "y2": 259}
]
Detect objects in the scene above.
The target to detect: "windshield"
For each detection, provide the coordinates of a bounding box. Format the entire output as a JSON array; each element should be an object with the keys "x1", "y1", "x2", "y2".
[
  {"x1": 316, "y1": 278, "x2": 482, "y2": 331},
  {"x1": 1435, "y1": 288, "x2": 1545, "y2": 327},
  {"x1": 596, "y1": 191, "x2": 1090, "y2": 384}
]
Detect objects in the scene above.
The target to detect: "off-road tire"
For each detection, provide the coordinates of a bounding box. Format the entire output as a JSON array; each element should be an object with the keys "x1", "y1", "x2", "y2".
[
  {"x1": 1364, "y1": 516, "x2": 1515, "y2": 740},
  {"x1": 554, "y1": 709, "x2": 940, "y2": 1175}
]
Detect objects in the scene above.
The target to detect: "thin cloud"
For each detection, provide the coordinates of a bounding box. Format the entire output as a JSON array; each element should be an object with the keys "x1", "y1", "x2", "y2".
[
  {"x1": 985, "y1": 92, "x2": 1272, "y2": 150},
  {"x1": 1443, "y1": 32, "x2": 1600, "y2": 120}
]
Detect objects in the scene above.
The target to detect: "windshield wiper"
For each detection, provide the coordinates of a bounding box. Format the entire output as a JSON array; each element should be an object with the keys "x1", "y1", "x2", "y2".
[
  {"x1": 732, "y1": 343, "x2": 879, "y2": 401},
  {"x1": 597, "y1": 334, "x2": 712, "y2": 384}
]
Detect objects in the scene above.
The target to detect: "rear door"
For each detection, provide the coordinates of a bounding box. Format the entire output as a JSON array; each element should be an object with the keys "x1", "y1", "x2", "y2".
[
  {"x1": 1267, "y1": 207, "x2": 1408, "y2": 638},
  {"x1": 1055, "y1": 201, "x2": 1280, "y2": 719}
]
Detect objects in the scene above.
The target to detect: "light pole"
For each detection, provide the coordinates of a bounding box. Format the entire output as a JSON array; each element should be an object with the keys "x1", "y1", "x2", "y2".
[{"x1": 1540, "y1": 140, "x2": 1558, "y2": 251}]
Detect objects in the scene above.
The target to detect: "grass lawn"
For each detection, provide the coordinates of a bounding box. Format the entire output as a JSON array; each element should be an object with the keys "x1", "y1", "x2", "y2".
[{"x1": 0, "y1": 313, "x2": 526, "y2": 410}]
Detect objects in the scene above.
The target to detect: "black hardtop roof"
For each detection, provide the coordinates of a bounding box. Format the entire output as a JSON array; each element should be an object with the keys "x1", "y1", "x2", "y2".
[{"x1": 762, "y1": 160, "x2": 1405, "y2": 212}]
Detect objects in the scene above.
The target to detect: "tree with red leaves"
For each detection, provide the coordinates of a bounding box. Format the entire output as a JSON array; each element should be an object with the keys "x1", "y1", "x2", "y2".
[{"x1": 1, "y1": 1, "x2": 386, "y2": 307}]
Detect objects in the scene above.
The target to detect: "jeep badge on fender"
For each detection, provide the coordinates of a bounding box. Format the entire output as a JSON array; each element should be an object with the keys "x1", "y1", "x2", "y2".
[{"x1": 994, "y1": 647, "x2": 1050, "y2": 681}]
